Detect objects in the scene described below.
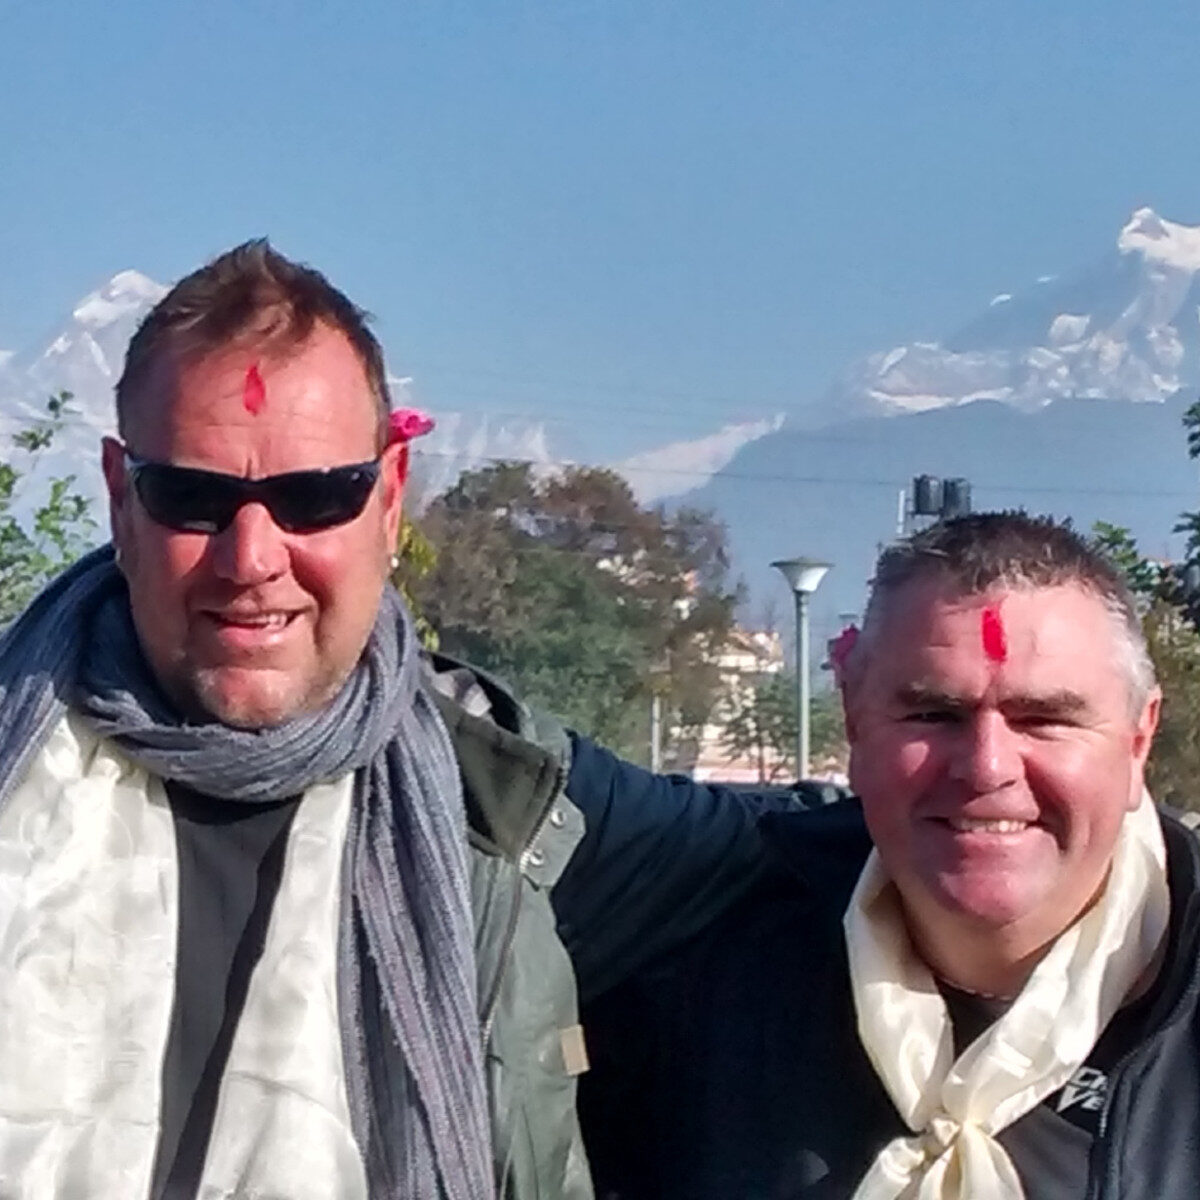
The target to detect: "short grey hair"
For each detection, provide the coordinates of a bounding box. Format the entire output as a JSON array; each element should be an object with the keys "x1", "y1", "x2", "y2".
[{"x1": 854, "y1": 512, "x2": 1156, "y2": 715}]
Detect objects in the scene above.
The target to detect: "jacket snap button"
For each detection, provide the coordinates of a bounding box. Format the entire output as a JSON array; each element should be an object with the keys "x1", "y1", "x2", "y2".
[
  {"x1": 527, "y1": 847, "x2": 547, "y2": 868},
  {"x1": 549, "y1": 808, "x2": 566, "y2": 829}
]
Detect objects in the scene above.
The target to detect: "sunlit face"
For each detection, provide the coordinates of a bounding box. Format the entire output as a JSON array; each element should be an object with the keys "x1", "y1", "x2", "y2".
[
  {"x1": 845, "y1": 581, "x2": 1159, "y2": 960},
  {"x1": 102, "y1": 323, "x2": 404, "y2": 728}
]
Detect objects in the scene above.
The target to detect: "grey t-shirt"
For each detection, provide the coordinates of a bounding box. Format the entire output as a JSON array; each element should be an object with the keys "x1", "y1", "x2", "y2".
[
  {"x1": 943, "y1": 982, "x2": 1156, "y2": 1200},
  {"x1": 149, "y1": 783, "x2": 301, "y2": 1200}
]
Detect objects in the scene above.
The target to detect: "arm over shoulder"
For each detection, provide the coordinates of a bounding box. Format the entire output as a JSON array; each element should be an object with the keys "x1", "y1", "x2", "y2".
[{"x1": 553, "y1": 732, "x2": 821, "y2": 1000}]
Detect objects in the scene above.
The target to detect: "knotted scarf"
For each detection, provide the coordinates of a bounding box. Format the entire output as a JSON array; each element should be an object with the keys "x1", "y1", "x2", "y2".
[
  {"x1": 844, "y1": 793, "x2": 1169, "y2": 1200},
  {"x1": 0, "y1": 545, "x2": 493, "y2": 1200}
]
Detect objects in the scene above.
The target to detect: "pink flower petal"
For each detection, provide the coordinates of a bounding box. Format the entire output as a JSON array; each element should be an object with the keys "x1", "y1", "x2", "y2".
[
  {"x1": 388, "y1": 407, "x2": 435, "y2": 443},
  {"x1": 828, "y1": 624, "x2": 860, "y2": 685}
]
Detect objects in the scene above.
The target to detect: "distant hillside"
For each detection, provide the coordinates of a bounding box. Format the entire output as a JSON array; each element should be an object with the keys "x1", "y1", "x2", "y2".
[{"x1": 687, "y1": 393, "x2": 1200, "y2": 639}]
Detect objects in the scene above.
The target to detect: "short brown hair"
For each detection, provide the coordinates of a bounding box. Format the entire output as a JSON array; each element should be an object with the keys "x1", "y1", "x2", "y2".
[
  {"x1": 115, "y1": 239, "x2": 391, "y2": 442},
  {"x1": 857, "y1": 512, "x2": 1155, "y2": 710}
]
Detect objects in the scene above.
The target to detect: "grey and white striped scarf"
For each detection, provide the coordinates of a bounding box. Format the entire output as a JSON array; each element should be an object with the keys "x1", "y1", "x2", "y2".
[{"x1": 0, "y1": 545, "x2": 493, "y2": 1200}]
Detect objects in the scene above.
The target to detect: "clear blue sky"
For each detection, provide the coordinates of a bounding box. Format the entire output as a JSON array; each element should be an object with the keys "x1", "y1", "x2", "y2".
[{"x1": 5, "y1": 0, "x2": 1200, "y2": 460}]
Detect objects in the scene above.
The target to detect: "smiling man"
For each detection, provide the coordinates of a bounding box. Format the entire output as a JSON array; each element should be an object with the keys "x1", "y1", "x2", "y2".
[
  {"x1": 103, "y1": 318, "x2": 398, "y2": 729},
  {"x1": 0, "y1": 241, "x2": 776, "y2": 1200},
  {"x1": 0, "y1": 244, "x2": 502, "y2": 1200},
  {"x1": 581, "y1": 513, "x2": 1200, "y2": 1200}
]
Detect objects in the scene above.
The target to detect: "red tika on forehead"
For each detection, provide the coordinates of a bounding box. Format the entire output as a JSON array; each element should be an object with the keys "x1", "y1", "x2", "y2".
[
  {"x1": 981, "y1": 605, "x2": 1007, "y2": 663},
  {"x1": 243, "y1": 363, "x2": 266, "y2": 415}
]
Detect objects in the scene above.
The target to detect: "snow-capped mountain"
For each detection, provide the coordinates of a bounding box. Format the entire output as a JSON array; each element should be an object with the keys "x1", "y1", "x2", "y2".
[
  {"x1": 613, "y1": 414, "x2": 785, "y2": 504},
  {"x1": 0, "y1": 271, "x2": 168, "y2": 526},
  {"x1": 6, "y1": 271, "x2": 166, "y2": 425},
  {"x1": 826, "y1": 207, "x2": 1200, "y2": 418}
]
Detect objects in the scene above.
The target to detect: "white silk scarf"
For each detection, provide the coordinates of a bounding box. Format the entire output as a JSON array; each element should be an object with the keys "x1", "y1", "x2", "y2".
[
  {"x1": 0, "y1": 714, "x2": 366, "y2": 1199},
  {"x1": 844, "y1": 794, "x2": 1170, "y2": 1200}
]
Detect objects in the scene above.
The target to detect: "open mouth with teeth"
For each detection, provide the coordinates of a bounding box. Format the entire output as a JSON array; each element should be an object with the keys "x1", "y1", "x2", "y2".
[
  {"x1": 199, "y1": 611, "x2": 303, "y2": 652},
  {"x1": 944, "y1": 818, "x2": 1032, "y2": 834},
  {"x1": 211, "y1": 612, "x2": 296, "y2": 628}
]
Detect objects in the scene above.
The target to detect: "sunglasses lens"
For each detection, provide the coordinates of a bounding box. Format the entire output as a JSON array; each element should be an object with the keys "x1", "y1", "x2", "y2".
[
  {"x1": 269, "y1": 465, "x2": 379, "y2": 532},
  {"x1": 130, "y1": 458, "x2": 379, "y2": 535},
  {"x1": 129, "y1": 460, "x2": 381, "y2": 534},
  {"x1": 132, "y1": 464, "x2": 239, "y2": 533}
]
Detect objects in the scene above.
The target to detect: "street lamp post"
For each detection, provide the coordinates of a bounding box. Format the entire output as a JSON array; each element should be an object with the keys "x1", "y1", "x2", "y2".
[
  {"x1": 646, "y1": 657, "x2": 672, "y2": 773},
  {"x1": 771, "y1": 557, "x2": 831, "y2": 780}
]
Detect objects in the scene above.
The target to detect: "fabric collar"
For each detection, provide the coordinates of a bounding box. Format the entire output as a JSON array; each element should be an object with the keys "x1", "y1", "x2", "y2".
[{"x1": 843, "y1": 794, "x2": 1171, "y2": 1200}]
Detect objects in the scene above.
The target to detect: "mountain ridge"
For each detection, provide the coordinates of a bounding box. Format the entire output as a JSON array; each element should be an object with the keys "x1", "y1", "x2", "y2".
[{"x1": 824, "y1": 206, "x2": 1200, "y2": 420}]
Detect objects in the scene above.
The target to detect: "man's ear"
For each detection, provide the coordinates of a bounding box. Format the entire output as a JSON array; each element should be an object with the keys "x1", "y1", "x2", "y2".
[
  {"x1": 100, "y1": 436, "x2": 131, "y2": 547},
  {"x1": 839, "y1": 648, "x2": 868, "y2": 744},
  {"x1": 1128, "y1": 686, "x2": 1161, "y2": 810},
  {"x1": 379, "y1": 439, "x2": 408, "y2": 548}
]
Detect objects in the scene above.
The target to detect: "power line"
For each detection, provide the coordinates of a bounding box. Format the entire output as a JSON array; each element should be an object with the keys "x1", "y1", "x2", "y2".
[
  {"x1": 411, "y1": 448, "x2": 1200, "y2": 502},
  {"x1": 398, "y1": 358, "x2": 811, "y2": 418},
  {"x1": 423, "y1": 401, "x2": 788, "y2": 439},
  {"x1": 427, "y1": 402, "x2": 907, "y2": 448}
]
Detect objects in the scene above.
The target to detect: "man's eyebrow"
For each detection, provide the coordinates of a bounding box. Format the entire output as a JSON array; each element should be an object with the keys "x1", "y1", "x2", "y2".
[
  {"x1": 1002, "y1": 690, "x2": 1091, "y2": 717},
  {"x1": 892, "y1": 685, "x2": 970, "y2": 710},
  {"x1": 891, "y1": 685, "x2": 1091, "y2": 717}
]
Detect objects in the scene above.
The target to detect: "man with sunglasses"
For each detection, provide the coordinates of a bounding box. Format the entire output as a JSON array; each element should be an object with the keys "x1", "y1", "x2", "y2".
[{"x1": 0, "y1": 241, "x2": 771, "y2": 1200}]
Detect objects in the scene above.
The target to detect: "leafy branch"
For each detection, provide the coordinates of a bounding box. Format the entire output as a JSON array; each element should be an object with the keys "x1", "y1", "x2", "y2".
[{"x1": 0, "y1": 392, "x2": 97, "y2": 624}]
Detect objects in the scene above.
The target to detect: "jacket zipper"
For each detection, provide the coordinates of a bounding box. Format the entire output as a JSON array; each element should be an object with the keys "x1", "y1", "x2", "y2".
[
  {"x1": 519, "y1": 763, "x2": 567, "y2": 875},
  {"x1": 480, "y1": 762, "x2": 568, "y2": 1046},
  {"x1": 481, "y1": 870, "x2": 523, "y2": 1047}
]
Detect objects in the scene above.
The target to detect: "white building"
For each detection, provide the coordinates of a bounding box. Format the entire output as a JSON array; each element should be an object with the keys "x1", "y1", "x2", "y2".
[{"x1": 690, "y1": 627, "x2": 788, "y2": 783}]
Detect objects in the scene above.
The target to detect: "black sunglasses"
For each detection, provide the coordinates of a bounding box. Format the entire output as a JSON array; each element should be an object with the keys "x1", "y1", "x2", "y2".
[{"x1": 124, "y1": 451, "x2": 382, "y2": 534}]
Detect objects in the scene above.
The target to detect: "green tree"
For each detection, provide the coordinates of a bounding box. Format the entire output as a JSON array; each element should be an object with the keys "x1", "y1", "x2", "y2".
[
  {"x1": 1089, "y1": 522, "x2": 1200, "y2": 812},
  {"x1": 720, "y1": 673, "x2": 847, "y2": 783},
  {"x1": 447, "y1": 542, "x2": 649, "y2": 751},
  {"x1": 1140, "y1": 601, "x2": 1200, "y2": 810},
  {"x1": 389, "y1": 514, "x2": 440, "y2": 649},
  {"x1": 410, "y1": 462, "x2": 740, "y2": 761},
  {"x1": 0, "y1": 393, "x2": 97, "y2": 624},
  {"x1": 1172, "y1": 397, "x2": 1200, "y2": 596},
  {"x1": 720, "y1": 673, "x2": 797, "y2": 783},
  {"x1": 1091, "y1": 521, "x2": 1165, "y2": 598},
  {"x1": 810, "y1": 687, "x2": 849, "y2": 776},
  {"x1": 1132, "y1": 394, "x2": 1200, "y2": 808}
]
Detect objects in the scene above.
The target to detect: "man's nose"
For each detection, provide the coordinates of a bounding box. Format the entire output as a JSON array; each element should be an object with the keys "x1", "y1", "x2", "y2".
[
  {"x1": 209, "y1": 502, "x2": 289, "y2": 584},
  {"x1": 948, "y1": 710, "x2": 1021, "y2": 792}
]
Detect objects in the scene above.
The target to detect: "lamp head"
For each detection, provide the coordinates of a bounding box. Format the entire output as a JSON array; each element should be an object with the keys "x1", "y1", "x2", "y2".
[{"x1": 772, "y1": 557, "x2": 831, "y2": 596}]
